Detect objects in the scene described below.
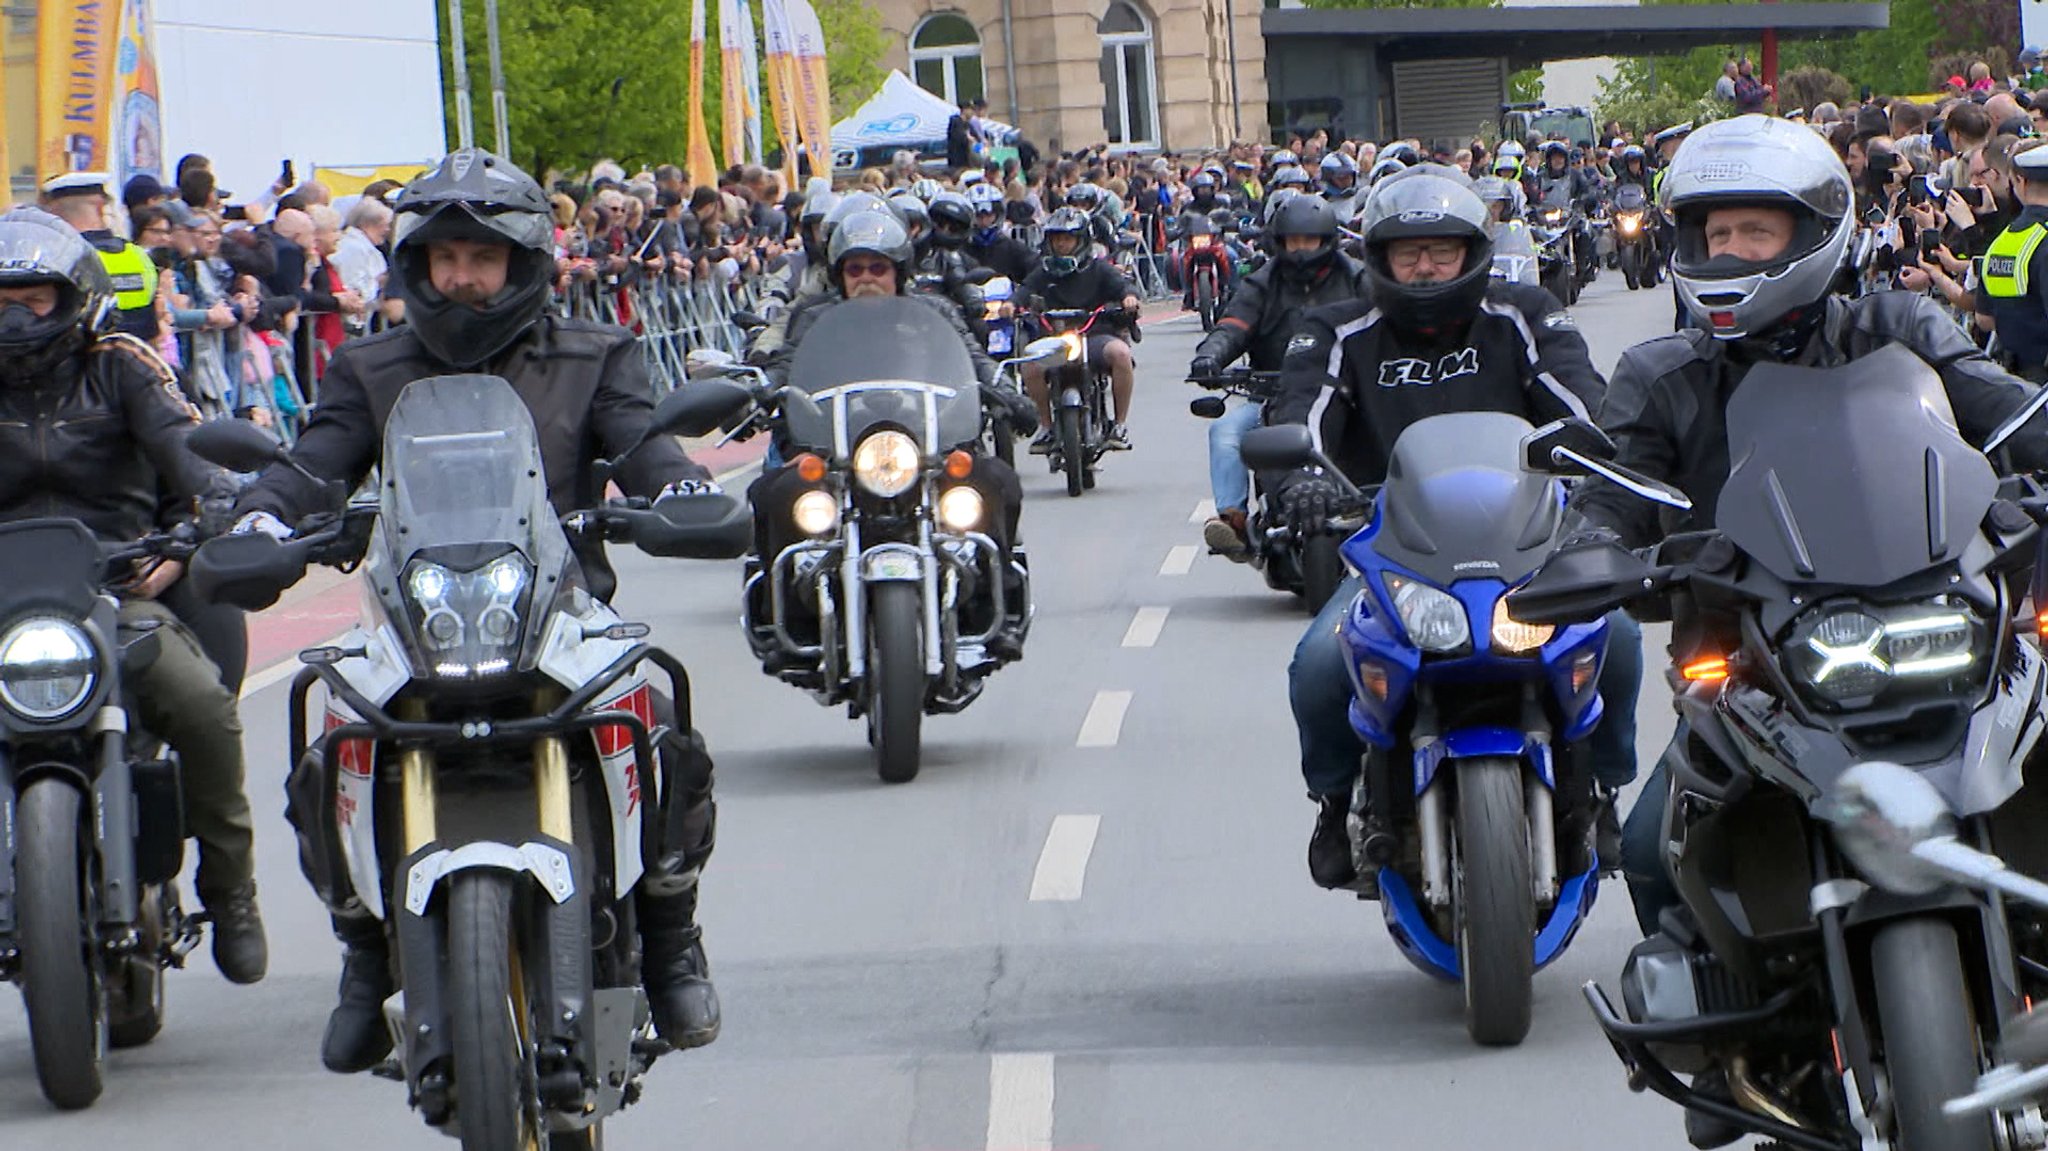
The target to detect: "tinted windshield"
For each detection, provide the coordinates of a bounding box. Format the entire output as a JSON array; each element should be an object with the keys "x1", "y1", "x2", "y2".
[
  {"x1": 1359, "y1": 412, "x2": 1563, "y2": 587},
  {"x1": 1719, "y1": 343, "x2": 1997, "y2": 587},
  {"x1": 1614, "y1": 184, "x2": 1649, "y2": 210},
  {"x1": 380, "y1": 374, "x2": 562, "y2": 568},
  {"x1": 785, "y1": 296, "x2": 981, "y2": 452}
]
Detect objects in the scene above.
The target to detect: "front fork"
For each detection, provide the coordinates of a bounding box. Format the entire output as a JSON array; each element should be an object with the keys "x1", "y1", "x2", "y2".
[{"x1": 1405, "y1": 688, "x2": 1559, "y2": 909}]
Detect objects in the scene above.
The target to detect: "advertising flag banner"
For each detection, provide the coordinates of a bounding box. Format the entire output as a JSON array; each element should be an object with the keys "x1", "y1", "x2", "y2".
[
  {"x1": 37, "y1": 0, "x2": 121, "y2": 178},
  {"x1": 687, "y1": 0, "x2": 719, "y2": 185}
]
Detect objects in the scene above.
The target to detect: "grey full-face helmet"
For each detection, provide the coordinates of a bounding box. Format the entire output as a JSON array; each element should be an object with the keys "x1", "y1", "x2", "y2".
[
  {"x1": 826, "y1": 209, "x2": 914, "y2": 292},
  {"x1": 1661, "y1": 114, "x2": 1855, "y2": 341},
  {"x1": 1358, "y1": 165, "x2": 1493, "y2": 331}
]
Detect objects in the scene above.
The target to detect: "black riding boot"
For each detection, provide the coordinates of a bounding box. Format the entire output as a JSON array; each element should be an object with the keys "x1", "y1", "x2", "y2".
[
  {"x1": 639, "y1": 884, "x2": 721, "y2": 1048},
  {"x1": 322, "y1": 911, "x2": 395, "y2": 1073}
]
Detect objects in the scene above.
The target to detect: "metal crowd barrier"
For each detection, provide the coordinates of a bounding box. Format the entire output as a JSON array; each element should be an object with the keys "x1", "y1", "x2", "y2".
[{"x1": 556, "y1": 274, "x2": 770, "y2": 394}]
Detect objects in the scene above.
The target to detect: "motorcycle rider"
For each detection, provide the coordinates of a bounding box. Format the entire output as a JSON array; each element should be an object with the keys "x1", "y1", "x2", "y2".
[
  {"x1": 1567, "y1": 115, "x2": 2048, "y2": 946},
  {"x1": 0, "y1": 206, "x2": 268, "y2": 984},
  {"x1": 231, "y1": 148, "x2": 725, "y2": 1070},
  {"x1": 753, "y1": 209, "x2": 1029, "y2": 643},
  {"x1": 1187, "y1": 195, "x2": 1368, "y2": 560},
  {"x1": 908, "y1": 190, "x2": 986, "y2": 329},
  {"x1": 1319, "y1": 152, "x2": 1366, "y2": 226},
  {"x1": 965, "y1": 182, "x2": 1037, "y2": 283},
  {"x1": 1021, "y1": 207, "x2": 1142, "y2": 450},
  {"x1": 1615, "y1": 145, "x2": 1653, "y2": 191},
  {"x1": 757, "y1": 184, "x2": 839, "y2": 320},
  {"x1": 1264, "y1": 167, "x2": 1640, "y2": 889},
  {"x1": 1535, "y1": 140, "x2": 1601, "y2": 282},
  {"x1": 750, "y1": 190, "x2": 890, "y2": 363}
]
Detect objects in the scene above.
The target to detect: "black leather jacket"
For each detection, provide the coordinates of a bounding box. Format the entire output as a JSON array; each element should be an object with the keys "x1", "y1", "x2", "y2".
[
  {"x1": 237, "y1": 314, "x2": 708, "y2": 601},
  {"x1": 0, "y1": 334, "x2": 221, "y2": 544},
  {"x1": 1574, "y1": 291, "x2": 2048, "y2": 548},
  {"x1": 1193, "y1": 252, "x2": 1370, "y2": 372}
]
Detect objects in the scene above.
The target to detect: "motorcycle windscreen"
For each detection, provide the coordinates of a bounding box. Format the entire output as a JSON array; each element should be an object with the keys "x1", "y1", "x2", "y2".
[
  {"x1": 1371, "y1": 411, "x2": 1563, "y2": 588},
  {"x1": 1537, "y1": 181, "x2": 1575, "y2": 211},
  {"x1": 1719, "y1": 342, "x2": 1997, "y2": 587},
  {"x1": 1489, "y1": 224, "x2": 1539, "y2": 285},
  {"x1": 1613, "y1": 184, "x2": 1649, "y2": 212},
  {"x1": 785, "y1": 296, "x2": 982, "y2": 451}
]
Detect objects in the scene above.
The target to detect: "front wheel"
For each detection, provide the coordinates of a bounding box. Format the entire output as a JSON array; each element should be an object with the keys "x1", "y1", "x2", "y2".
[
  {"x1": 1057, "y1": 406, "x2": 1085, "y2": 498},
  {"x1": 1194, "y1": 272, "x2": 1217, "y2": 331},
  {"x1": 1300, "y1": 533, "x2": 1344, "y2": 615},
  {"x1": 1871, "y1": 918, "x2": 1996, "y2": 1151},
  {"x1": 869, "y1": 581, "x2": 925, "y2": 784},
  {"x1": 17, "y1": 778, "x2": 105, "y2": 1109},
  {"x1": 1541, "y1": 263, "x2": 1572, "y2": 308},
  {"x1": 1620, "y1": 245, "x2": 1641, "y2": 291},
  {"x1": 446, "y1": 872, "x2": 538, "y2": 1151},
  {"x1": 1455, "y1": 758, "x2": 1535, "y2": 1047}
]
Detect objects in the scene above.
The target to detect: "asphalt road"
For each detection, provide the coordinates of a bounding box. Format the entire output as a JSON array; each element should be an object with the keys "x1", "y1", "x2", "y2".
[{"x1": 0, "y1": 271, "x2": 1697, "y2": 1149}]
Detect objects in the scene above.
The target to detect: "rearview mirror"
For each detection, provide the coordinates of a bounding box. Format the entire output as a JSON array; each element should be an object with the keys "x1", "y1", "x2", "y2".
[
  {"x1": 1521, "y1": 418, "x2": 1615, "y2": 474},
  {"x1": 1021, "y1": 336, "x2": 1071, "y2": 364},
  {"x1": 1503, "y1": 540, "x2": 1659, "y2": 626},
  {"x1": 1238, "y1": 425, "x2": 1317, "y2": 472},
  {"x1": 1189, "y1": 396, "x2": 1227, "y2": 420},
  {"x1": 963, "y1": 266, "x2": 996, "y2": 286},
  {"x1": 659, "y1": 378, "x2": 757, "y2": 439},
  {"x1": 189, "y1": 418, "x2": 289, "y2": 473}
]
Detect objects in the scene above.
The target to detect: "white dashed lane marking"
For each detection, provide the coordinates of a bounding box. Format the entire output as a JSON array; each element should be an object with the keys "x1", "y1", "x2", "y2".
[
  {"x1": 1121, "y1": 606, "x2": 1170, "y2": 648},
  {"x1": 986, "y1": 1052, "x2": 1056, "y2": 1149},
  {"x1": 1076, "y1": 690, "x2": 1133, "y2": 748},
  {"x1": 1029, "y1": 815, "x2": 1102, "y2": 902},
  {"x1": 1159, "y1": 545, "x2": 1197, "y2": 575}
]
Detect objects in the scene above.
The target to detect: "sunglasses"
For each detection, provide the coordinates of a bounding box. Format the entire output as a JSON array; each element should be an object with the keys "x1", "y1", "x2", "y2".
[{"x1": 841, "y1": 257, "x2": 893, "y2": 278}]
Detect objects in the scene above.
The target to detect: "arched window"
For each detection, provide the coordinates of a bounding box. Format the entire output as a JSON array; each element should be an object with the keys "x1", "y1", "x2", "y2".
[
  {"x1": 1098, "y1": 1, "x2": 1158, "y2": 148},
  {"x1": 910, "y1": 13, "x2": 984, "y2": 107}
]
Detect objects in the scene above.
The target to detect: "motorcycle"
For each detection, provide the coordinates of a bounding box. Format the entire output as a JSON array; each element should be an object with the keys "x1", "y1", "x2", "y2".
[
  {"x1": 1509, "y1": 345, "x2": 2048, "y2": 1150},
  {"x1": 1169, "y1": 213, "x2": 1234, "y2": 332},
  {"x1": 1031, "y1": 304, "x2": 1136, "y2": 499},
  {"x1": 1611, "y1": 183, "x2": 1660, "y2": 292},
  {"x1": 0, "y1": 521, "x2": 211, "y2": 1108},
  {"x1": 1489, "y1": 221, "x2": 1542, "y2": 289},
  {"x1": 1189, "y1": 369, "x2": 1365, "y2": 613},
  {"x1": 681, "y1": 296, "x2": 1046, "y2": 783},
  {"x1": 1529, "y1": 192, "x2": 1580, "y2": 307},
  {"x1": 1240, "y1": 412, "x2": 1632, "y2": 1045},
  {"x1": 978, "y1": 275, "x2": 1027, "y2": 468},
  {"x1": 188, "y1": 375, "x2": 751, "y2": 1149}
]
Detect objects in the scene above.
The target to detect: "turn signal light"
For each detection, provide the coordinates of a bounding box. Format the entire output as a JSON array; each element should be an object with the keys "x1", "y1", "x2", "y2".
[
  {"x1": 1357, "y1": 661, "x2": 1390, "y2": 702},
  {"x1": 945, "y1": 450, "x2": 974, "y2": 479},
  {"x1": 793, "y1": 452, "x2": 827, "y2": 483},
  {"x1": 2036, "y1": 610, "x2": 2048, "y2": 635},
  {"x1": 1681, "y1": 657, "x2": 1729, "y2": 682}
]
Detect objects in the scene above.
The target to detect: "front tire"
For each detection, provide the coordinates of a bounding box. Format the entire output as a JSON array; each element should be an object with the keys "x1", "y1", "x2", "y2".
[
  {"x1": 1541, "y1": 263, "x2": 1572, "y2": 308},
  {"x1": 1300, "y1": 533, "x2": 1344, "y2": 615},
  {"x1": 446, "y1": 872, "x2": 535, "y2": 1151},
  {"x1": 18, "y1": 778, "x2": 105, "y2": 1109},
  {"x1": 1455, "y1": 758, "x2": 1535, "y2": 1047},
  {"x1": 869, "y1": 582, "x2": 925, "y2": 784},
  {"x1": 1195, "y1": 272, "x2": 1217, "y2": 331},
  {"x1": 1871, "y1": 918, "x2": 1996, "y2": 1151},
  {"x1": 1620, "y1": 245, "x2": 1641, "y2": 291},
  {"x1": 1057, "y1": 407, "x2": 1085, "y2": 498}
]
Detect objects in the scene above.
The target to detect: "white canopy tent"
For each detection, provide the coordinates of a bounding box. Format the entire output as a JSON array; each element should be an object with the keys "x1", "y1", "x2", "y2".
[{"x1": 830, "y1": 70, "x2": 1015, "y2": 171}]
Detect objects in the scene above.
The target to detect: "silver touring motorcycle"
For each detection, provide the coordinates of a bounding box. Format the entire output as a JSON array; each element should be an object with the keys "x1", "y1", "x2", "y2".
[{"x1": 190, "y1": 374, "x2": 749, "y2": 1149}]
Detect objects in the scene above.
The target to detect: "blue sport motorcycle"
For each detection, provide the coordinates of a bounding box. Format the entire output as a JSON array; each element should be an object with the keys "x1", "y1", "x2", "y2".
[{"x1": 1246, "y1": 412, "x2": 1658, "y2": 1045}]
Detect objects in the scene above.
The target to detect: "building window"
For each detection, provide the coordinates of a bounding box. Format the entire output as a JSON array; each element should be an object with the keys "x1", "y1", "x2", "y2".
[
  {"x1": 1098, "y1": 1, "x2": 1158, "y2": 149},
  {"x1": 910, "y1": 13, "x2": 984, "y2": 107}
]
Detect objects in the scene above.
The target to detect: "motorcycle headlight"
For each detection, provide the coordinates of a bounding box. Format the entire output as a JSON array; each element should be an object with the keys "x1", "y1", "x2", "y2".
[
  {"x1": 937, "y1": 485, "x2": 985, "y2": 531},
  {"x1": 1618, "y1": 214, "x2": 1640, "y2": 234},
  {"x1": 1491, "y1": 596, "x2": 1554, "y2": 654},
  {"x1": 406, "y1": 554, "x2": 532, "y2": 680},
  {"x1": 1790, "y1": 600, "x2": 1982, "y2": 704},
  {"x1": 0, "y1": 616, "x2": 98, "y2": 721},
  {"x1": 791, "y1": 488, "x2": 840, "y2": 536},
  {"x1": 852, "y1": 430, "x2": 921, "y2": 497},
  {"x1": 1384, "y1": 573, "x2": 1470, "y2": 653}
]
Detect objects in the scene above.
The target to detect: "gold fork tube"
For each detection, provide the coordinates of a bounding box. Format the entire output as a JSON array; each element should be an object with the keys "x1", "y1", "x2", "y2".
[
  {"x1": 534, "y1": 687, "x2": 573, "y2": 843},
  {"x1": 397, "y1": 699, "x2": 438, "y2": 854}
]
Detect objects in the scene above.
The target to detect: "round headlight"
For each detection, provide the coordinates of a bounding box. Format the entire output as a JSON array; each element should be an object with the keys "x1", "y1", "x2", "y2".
[
  {"x1": 1385, "y1": 574, "x2": 1470, "y2": 653},
  {"x1": 852, "y1": 430, "x2": 921, "y2": 497},
  {"x1": 1491, "y1": 596, "x2": 1554, "y2": 654},
  {"x1": 937, "y1": 485, "x2": 985, "y2": 531},
  {"x1": 792, "y1": 488, "x2": 840, "y2": 536},
  {"x1": 0, "y1": 617, "x2": 98, "y2": 721}
]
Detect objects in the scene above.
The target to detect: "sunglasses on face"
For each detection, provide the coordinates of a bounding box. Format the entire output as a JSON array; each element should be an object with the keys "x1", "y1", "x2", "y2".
[{"x1": 841, "y1": 257, "x2": 893, "y2": 278}]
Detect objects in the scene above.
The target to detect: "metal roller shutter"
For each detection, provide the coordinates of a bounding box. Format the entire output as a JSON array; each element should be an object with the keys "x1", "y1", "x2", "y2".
[{"x1": 1390, "y1": 58, "x2": 1506, "y2": 146}]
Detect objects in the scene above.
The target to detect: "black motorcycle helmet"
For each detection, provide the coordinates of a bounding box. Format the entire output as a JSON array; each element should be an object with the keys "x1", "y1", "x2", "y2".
[
  {"x1": 1358, "y1": 166, "x2": 1493, "y2": 333},
  {"x1": 927, "y1": 191, "x2": 975, "y2": 249},
  {"x1": 390, "y1": 148, "x2": 555, "y2": 369},
  {"x1": 0, "y1": 207, "x2": 115, "y2": 377},
  {"x1": 1541, "y1": 141, "x2": 1571, "y2": 174},
  {"x1": 1188, "y1": 172, "x2": 1218, "y2": 210},
  {"x1": 1270, "y1": 194, "x2": 1339, "y2": 273},
  {"x1": 1040, "y1": 207, "x2": 1094, "y2": 277}
]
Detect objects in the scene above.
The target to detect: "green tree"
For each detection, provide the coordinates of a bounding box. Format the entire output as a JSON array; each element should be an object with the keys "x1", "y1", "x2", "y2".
[{"x1": 437, "y1": 0, "x2": 885, "y2": 181}]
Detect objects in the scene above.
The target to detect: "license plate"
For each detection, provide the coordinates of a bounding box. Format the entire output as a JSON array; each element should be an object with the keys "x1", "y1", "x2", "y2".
[{"x1": 865, "y1": 551, "x2": 921, "y2": 580}]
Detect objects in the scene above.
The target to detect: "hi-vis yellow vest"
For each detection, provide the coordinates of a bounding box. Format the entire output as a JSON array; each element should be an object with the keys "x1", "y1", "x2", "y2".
[
  {"x1": 96, "y1": 242, "x2": 156, "y2": 311},
  {"x1": 1983, "y1": 221, "x2": 2048, "y2": 299}
]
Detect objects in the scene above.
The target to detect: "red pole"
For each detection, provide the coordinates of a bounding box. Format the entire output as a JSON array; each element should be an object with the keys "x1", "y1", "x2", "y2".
[{"x1": 1761, "y1": 0, "x2": 1779, "y2": 101}]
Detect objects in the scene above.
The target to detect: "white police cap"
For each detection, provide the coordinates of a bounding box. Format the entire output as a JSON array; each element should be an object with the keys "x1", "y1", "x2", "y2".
[{"x1": 40, "y1": 171, "x2": 111, "y2": 200}]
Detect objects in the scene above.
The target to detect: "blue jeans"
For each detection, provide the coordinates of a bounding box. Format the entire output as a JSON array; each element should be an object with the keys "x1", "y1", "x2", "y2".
[
  {"x1": 1622, "y1": 735, "x2": 1683, "y2": 936},
  {"x1": 1207, "y1": 400, "x2": 1263, "y2": 514},
  {"x1": 1288, "y1": 577, "x2": 1644, "y2": 798}
]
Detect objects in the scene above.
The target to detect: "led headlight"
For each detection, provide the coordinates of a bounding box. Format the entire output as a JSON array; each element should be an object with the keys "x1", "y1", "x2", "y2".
[
  {"x1": 852, "y1": 430, "x2": 920, "y2": 497},
  {"x1": 406, "y1": 554, "x2": 532, "y2": 679},
  {"x1": 1384, "y1": 573, "x2": 1470, "y2": 653},
  {"x1": 791, "y1": 488, "x2": 840, "y2": 536},
  {"x1": 1791, "y1": 600, "x2": 1982, "y2": 704},
  {"x1": 0, "y1": 616, "x2": 98, "y2": 721},
  {"x1": 937, "y1": 485, "x2": 985, "y2": 531},
  {"x1": 1491, "y1": 597, "x2": 1555, "y2": 654}
]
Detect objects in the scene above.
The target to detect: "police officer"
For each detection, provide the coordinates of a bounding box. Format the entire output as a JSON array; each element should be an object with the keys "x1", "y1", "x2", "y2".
[
  {"x1": 1186, "y1": 195, "x2": 1368, "y2": 559},
  {"x1": 232, "y1": 148, "x2": 727, "y2": 1071},
  {"x1": 40, "y1": 172, "x2": 161, "y2": 342},
  {"x1": 1268, "y1": 167, "x2": 1638, "y2": 889},
  {"x1": 0, "y1": 207, "x2": 267, "y2": 983},
  {"x1": 1981, "y1": 142, "x2": 2048, "y2": 380}
]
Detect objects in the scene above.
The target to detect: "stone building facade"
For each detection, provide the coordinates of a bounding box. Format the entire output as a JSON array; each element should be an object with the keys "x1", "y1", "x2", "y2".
[{"x1": 868, "y1": 0, "x2": 1268, "y2": 154}]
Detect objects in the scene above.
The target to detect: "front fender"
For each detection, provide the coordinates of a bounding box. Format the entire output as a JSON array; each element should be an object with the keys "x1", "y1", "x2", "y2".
[{"x1": 1413, "y1": 726, "x2": 1554, "y2": 794}]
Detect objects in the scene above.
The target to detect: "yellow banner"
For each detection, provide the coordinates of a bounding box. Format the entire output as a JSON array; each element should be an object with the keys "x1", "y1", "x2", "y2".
[
  {"x1": 112, "y1": 0, "x2": 164, "y2": 193},
  {"x1": 686, "y1": 0, "x2": 718, "y2": 187},
  {"x1": 783, "y1": 0, "x2": 832, "y2": 181},
  {"x1": 718, "y1": 0, "x2": 749, "y2": 169},
  {"x1": 312, "y1": 164, "x2": 431, "y2": 198},
  {"x1": 761, "y1": 0, "x2": 801, "y2": 186},
  {"x1": 37, "y1": 0, "x2": 121, "y2": 179}
]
